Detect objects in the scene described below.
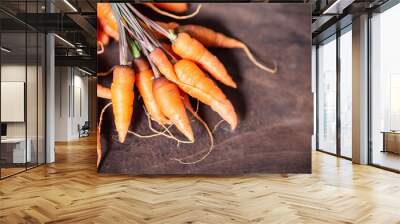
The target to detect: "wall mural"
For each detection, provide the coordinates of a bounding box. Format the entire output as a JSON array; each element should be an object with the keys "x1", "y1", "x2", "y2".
[{"x1": 97, "y1": 3, "x2": 312, "y2": 175}]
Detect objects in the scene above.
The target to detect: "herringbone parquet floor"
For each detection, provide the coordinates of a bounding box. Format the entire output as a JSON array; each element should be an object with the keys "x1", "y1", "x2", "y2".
[{"x1": 1, "y1": 136, "x2": 400, "y2": 224}]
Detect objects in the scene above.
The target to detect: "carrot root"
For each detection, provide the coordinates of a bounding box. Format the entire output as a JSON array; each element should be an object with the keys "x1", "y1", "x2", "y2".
[
  {"x1": 96, "y1": 126, "x2": 101, "y2": 168},
  {"x1": 177, "y1": 24, "x2": 277, "y2": 74},
  {"x1": 212, "y1": 119, "x2": 225, "y2": 133},
  {"x1": 171, "y1": 94, "x2": 214, "y2": 165},
  {"x1": 97, "y1": 66, "x2": 116, "y2": 77},
  {"x1": 97, "y1": 102, "x2": 112, "y2": 168},
  {"x1": 97, "y1": 84, "x2": 112, "y2": 99},
  {"x1": 143, "y1": 106, "x2": 193, "y2": 144},
  {"x1": 241, "y1": 45, "x2": 278, "y2": 74},
  {"x1": 128, "y1": 130, "x2": 163, "y2": 139},
  {"x1": 145, "y1": 4, "x2": 202, "y2": 20},
  {"x1": 97, "y1": 41, "x2": 104, "y2": 54}
]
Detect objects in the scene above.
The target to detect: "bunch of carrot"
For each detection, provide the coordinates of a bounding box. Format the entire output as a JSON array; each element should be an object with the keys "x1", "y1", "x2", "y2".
[
  {"x1": 97, "y1": 3, "x2": 201, "y2": 52},
  {"x1": 96, "y1": 3, "x2": 277, "y2": 166}
]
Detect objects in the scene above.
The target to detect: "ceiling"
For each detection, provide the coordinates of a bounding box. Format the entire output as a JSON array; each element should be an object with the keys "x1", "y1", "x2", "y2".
[
  {"x1": 1, "y1": 0, "x2": 395, "y2": 72},
  {"x1": 311, "y1": 0, "x2": 390, "y2": 43},
  {"x1": 0, "y1": 0, "x2": 96, "y2": 73}
]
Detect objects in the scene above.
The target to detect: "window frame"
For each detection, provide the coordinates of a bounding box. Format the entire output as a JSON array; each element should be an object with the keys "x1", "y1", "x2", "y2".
[{"x1": 315, "y1": 24, "x2": 353, "y2": 161}]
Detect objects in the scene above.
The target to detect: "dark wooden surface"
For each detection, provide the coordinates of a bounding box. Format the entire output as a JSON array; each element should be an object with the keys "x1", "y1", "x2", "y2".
[{"x1": 98, "y1": 3, "x2": 312, "y2": 175}]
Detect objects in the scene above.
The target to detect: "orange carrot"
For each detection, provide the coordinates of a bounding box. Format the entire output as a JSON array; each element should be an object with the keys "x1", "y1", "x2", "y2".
[
  {"x1": 172, "y1": 32, "x2": 237, "y2": 88},
  {"x1": 133, "y1": 58, "x2": 170, "y2": 125},
  {"x1": 153, "y1": 77, "x2": 193, "y2": 141},
  {"x1": 152, "y1": 3, "x2": 188, "y2": 13},
  {"x1": 111, "y1": 66, "x2": 135, "y2": 143},
  {"x1": 175, "y1": 91, "x2": 215, "y2": 164},
  {"x1": 177, "y1": 24, "x2": 277, "y2": 73},
  {"x1": 97, "y1": 126, "x2": 102, "y2": 167},
  {"x1": 174, "y1": 59, "x2": 238, "y2": 130},
  {"x1": 97, "y1": 19, "x2": 110, "y2": 46},
  {"x1": 156, "y1": 21, "x2": 179, "y2": 31},
  {"x1": 149, "y1": 47, "x2": 178, "y2": 81},
  {"x1": 97, "y1": 3, "x2": 119, "y2": 41},
  {"x1": 144, "y1": 3, "x2": 201, "y2": 20},
  {"x1": 160, "y1": 42, "x2": 180, "y2": 60},
  {"x1": 97, "y1": 84, "x2": 111, "y2": 99},
  {"x1": 178, "y1": 24, "x2": 242, "y2": 48}
]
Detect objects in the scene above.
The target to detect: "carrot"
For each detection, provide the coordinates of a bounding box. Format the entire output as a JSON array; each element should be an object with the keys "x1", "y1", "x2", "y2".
[
  {"x1": 97, "y1": 3, "x2": 119, "y2": 41},
  {"x1": 144, "y1": 3, "x2": 202, "y2": 20},
  {"x1": 97, "y1": 19, "x2": 110, "y2": 46},
  {"x1": 111, "y1": 66, "x2": 135, "y2": 143},
  {"x1": 156, "y1": 21, "x2": 179, "y2": 31},
  {"x1": 172, "y1": 32, "x2": 237, "y2": 88},
  {"x1": 174, "y1": 59, "x2": 238, "y2": 130},
  {"x1": 133, "y1": 58, "x2": 170, "y2": 125},
  {"x1": 97, "y1": 84, "x2": 111, "y2": 99},
  {"x1": 172, "y1": 91, "x2": 215, "y2": 165},
  {"x1": 177, "y1": 24, "x2": 277, "y2": 73},
  {"x1": 97, "y1": 19, "x2": 109, "y2": 54},
  {"x1": 178, "y1": 24, "x2": 241, "y2": 48},
  {"x1": 149, "y1": 47, "x2": 178, "y2": 81},
  {"x1": 153, "y1": 77, "x2": 193, "y2": 141},
  {"x1": 96, "y1": 126, "x2": 102, "y2": 167},
  {"x1": 152, "y1": 3, "x2": 188, "y2": 13},
  {"x1": 160, "y1": 42, "x2": 180, "y2": 60}
]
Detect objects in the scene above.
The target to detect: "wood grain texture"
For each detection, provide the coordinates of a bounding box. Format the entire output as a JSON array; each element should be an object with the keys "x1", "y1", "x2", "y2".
[
  {"x1": 98, "y1": 3, "x2": 312, "y2": 174},
  {"x1": 1, "y1": 136, "x2": 400, "y2": 223}
]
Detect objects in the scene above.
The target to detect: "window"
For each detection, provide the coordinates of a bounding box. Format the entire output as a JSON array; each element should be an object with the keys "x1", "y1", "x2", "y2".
[
  {"x1": 316, "y1": 25, "x2": 353, "y2": 159},
  {"x1": 317, "y1": 35, "x2": 337, "y2": 154},
  {"x1": 370, "y1": 2, "x2": 400, "y2": 171},
  {"x1": 339, "y1": 27, "x2": 352, "y2": 158},
  {"x1": 0, "y1": 0, "x2": 46, "y2": 179}
]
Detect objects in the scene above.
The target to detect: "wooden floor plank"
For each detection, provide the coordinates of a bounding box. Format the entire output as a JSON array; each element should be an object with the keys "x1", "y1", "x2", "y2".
[{"x1": 1, "y1": 135, "x2": 400, "y2": 223}]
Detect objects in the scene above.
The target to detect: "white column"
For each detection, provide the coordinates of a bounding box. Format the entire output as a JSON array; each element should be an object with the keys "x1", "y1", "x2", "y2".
[
  {"x1": 46, "y1": 33, "x2": 55, "y2": 163},
  {"x1": 352, "y1": 14, "x2": 369, "y2": 164},
  {"x1": 45, "y1": 0, "x2": 55, "y2": 163}
]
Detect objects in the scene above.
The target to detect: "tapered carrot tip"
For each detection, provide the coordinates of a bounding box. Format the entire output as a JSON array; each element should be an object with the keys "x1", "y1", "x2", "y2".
[
  {"x1": 153, "y1": 77, "x2": 194, "y2": 141},
  {"x1": 230, "y1": 81, "x2": 237, "y2": 88},
  {"x1": 230, "y1": 120, "x2": 238, "y2": 131},
  {"x1": 118, "y1": 130, "x2": 128, "y2": 143}
]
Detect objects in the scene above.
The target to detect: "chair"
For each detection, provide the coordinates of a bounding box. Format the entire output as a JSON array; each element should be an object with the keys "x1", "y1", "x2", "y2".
[{"x1": 78, "y1": 121, "x2": 90, "y2": 138}]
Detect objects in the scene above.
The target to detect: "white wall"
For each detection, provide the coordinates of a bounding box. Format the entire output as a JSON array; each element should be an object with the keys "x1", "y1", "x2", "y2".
[
  {"x1": 54, "y1": 67, "x2": 89, "y2": 141},
  {"x1": 1, "y1": 65, "x2": 26, "y2": 138},
  {"x1": 1, "y1": 64, "x2": 45, "y2": 164},
  {"x1": 1, "y1": 65, "x2": 27, "y2": 145},
  {"x1": 55, "y1": 66, "x2": 69, "y2": 141},
  {"x1": 72, "y1": 73, "x2": 89, "y2": 138},
  {"x1": 1, "y1": 65, "x2": 39, "y2": 138}
]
